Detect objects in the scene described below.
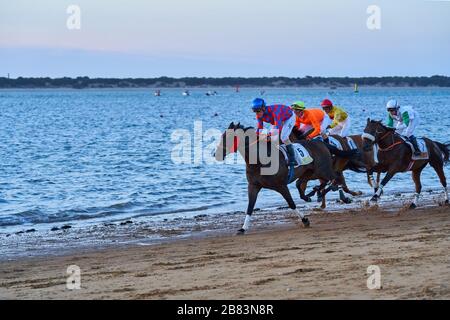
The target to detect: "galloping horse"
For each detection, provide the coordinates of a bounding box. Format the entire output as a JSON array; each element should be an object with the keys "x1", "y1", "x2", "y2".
[
  {"x1": 214, "y1": 122, "x2": 338, "y2": 234},
  {"x1": 291, "y1": 129, "x2": 374, "y2": 203},
  {"x1": 326, "y1": 134, "x2": 377, "y2": 200},
  {"x1": 362, "y1": 119, "x2": 449, "y2": 208}
]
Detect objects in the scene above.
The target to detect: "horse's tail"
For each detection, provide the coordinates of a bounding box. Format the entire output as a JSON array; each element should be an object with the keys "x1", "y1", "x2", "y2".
[
  {"x1": 325, "y1": 143, "x2": 359, "y2": 159},
  {"x1": 434, "y1": 141, "x2": 450, "y2": 164}
]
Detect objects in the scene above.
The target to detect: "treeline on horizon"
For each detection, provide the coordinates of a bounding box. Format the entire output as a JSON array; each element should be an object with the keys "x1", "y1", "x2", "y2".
[{"x1": 0, "y1": 75, "x2": 449, "y2": 89}]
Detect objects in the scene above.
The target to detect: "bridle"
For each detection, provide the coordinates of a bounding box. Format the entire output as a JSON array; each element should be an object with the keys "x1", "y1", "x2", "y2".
[
  {"x1": 363, "y1": 124, "x2": 403, "y2": 152},
  {"x1": 225, "y1": 129, "x2": 260, "y2": 155}
]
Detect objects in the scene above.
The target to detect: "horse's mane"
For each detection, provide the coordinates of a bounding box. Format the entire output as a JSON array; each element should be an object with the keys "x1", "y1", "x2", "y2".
[
  {"x1": 369, "y1": 119, "x2": 395, "y2": 132},
  {"x1": 232, "y1": 123, "x2": 254, "y2": 132}
]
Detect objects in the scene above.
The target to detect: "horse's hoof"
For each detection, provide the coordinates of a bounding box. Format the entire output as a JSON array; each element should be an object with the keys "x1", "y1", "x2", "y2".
[
  {"x1": 374, "y1": 189, "x2": 383, "y2": 196},
  {"x1": 302, "y1": 196, "x2": 312, "y2": 203},
  {"x1": 409, "y1": 203, "x2": 417, "y2": 210},
  {"x1": 355, "y1": 191, "x2": 363, "y2": 196},
  {"x1": 439, "y1": 200, "x2": 449, "y2": 207},
  {"x1": 320, "y1": 204, "x2": 326, "y2": 209},
  {"x1": 306, "y1": 191, "x2": 316, "y2": 198},
  {"x1": 342, "y1": 197, "x2": 352, "y2": 204},
  {"x1": 317, "y1": 196, "x2": 323, "y2": 203},
  {"x1": 370, "y1": 196, "x2": 378, "y2": 203},
  {"x1": 302, "y1": 218, "x2": 310, "y2": 228},
  {"x1": 236, "y1": 229, "x2": 246, "y2": 235}
]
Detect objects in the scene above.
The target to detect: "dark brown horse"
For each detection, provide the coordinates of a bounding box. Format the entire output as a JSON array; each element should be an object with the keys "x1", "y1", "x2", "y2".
[
  {"x1": 329, "y1": 134, "x2": 377, "y2": 199},
  {"x1": 291, "y1": 130, "x2": 375, "y2": 203},
  {"x1": 214, "y1": 122, "x2": 339, "y2": 234},
  {"x1": 362, "y1": 119, "x2": 449, "y2": 208}
]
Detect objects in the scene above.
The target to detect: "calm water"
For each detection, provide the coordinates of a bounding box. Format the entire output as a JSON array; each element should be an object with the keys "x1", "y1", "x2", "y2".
[{"x1": 1, "y1": 87, "x2": 449, "y2": 230}]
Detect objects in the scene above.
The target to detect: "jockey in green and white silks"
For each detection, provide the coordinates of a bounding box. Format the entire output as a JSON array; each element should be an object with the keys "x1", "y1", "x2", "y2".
[{"x1": 386, "y1": 99, "x2": 421, "y2": 156}]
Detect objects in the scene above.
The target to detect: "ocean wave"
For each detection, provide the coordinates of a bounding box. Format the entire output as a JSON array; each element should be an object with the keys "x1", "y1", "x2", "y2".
[{"x1": 0, "y1": 201, "x2": 141, "y2": 227}]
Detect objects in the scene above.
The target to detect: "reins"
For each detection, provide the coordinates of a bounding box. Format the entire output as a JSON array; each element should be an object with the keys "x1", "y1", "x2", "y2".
[{"x1": 376, "y1": 129, "x2": 404, "y2": 152}]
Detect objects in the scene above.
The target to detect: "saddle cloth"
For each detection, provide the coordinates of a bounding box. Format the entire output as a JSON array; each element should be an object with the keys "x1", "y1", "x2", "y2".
[
  {"x1": 399, "y1": 136, "x2": 429, "y2": 160},
  {"x1": 279, "y1": 143, "x2": 314, "y2": 168},
  {"x1": 328, "y1": 136, "x2": 358, "y2": 151}
]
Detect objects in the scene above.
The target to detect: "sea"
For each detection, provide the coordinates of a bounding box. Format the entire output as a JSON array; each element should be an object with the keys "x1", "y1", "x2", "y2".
[{"x1": 1, "y1": 87, "x2": 449, "y2": 258}]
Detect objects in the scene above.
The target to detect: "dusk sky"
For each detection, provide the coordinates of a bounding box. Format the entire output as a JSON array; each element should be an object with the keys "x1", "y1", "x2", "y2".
[{"x1": 1, "y1": 0, "x2": 449, "y2": 77}]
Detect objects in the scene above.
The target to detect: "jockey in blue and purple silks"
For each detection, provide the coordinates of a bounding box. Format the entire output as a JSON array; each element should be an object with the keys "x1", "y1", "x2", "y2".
[{"x1": 251, "y1": 98, "x2": 296, "y2": 166}]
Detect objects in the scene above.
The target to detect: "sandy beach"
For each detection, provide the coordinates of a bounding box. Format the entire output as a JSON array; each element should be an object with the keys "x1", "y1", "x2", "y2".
[{"x1": 1, "y1": 202, "x2": 449, "y2": 300}]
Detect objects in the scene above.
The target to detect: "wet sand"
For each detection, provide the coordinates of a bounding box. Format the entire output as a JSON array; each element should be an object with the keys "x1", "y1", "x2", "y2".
[{"x1": 1, "y1": 203, "x2": 449, "y2": 300}]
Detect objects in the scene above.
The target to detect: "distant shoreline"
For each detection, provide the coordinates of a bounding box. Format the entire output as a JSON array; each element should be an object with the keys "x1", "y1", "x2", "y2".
[
  {"x1": 1, "y1": 76, "x2": 449, "y2": 89},
  {"x1": 1, "y1": 86, "x2": 449, "y2": 91}
]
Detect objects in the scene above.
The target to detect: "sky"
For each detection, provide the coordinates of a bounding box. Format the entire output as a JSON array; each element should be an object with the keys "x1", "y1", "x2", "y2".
[{"x1": 0, "y1": 0, "x2": 449, "y2": 78}]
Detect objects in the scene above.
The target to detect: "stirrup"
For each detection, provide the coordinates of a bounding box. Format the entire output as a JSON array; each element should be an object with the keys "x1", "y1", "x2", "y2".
[{"x1": 286, "y1": 164, "x2": 295, "y2": 185}]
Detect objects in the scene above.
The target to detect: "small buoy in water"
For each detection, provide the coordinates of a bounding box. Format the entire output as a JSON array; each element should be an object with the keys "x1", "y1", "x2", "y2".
[
  {"x1": 214, "y1": 113, "x2": 218, "y2": 117},
  {"x1": 160, "y1": 115, "x2": 164, "y2": 118}
]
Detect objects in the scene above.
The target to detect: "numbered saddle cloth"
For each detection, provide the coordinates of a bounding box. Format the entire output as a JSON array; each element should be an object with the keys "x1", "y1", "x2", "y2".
[
  {"x1": 346, "y1": 137, "x2": 358, "y2": 150},
  {"x1": 328, "y1": 136, "x2": 358, "y2": 151},
  {"x1": 399, "y1": 136, "x2": 429, "y2": 160},
  {"x1": 328, "y1": 136, "x2": 343, "y2": 150},
  {"x1": 279, "y1": 143, "x2": 314, "y2": 168}
]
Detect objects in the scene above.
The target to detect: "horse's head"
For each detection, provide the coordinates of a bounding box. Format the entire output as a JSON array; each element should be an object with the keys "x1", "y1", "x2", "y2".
[
  {"x1": 362, "y1": 118, "x2": 391, "y2": 151},
  {"x1": 214, "y1": 122, "x2": 241, "y2": 161},
  {"x1": 214, "y1": 122, "x2": 257, "y2": 161}
]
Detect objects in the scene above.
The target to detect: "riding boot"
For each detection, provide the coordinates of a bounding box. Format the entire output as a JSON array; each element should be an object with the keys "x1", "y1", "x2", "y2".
[
  {"x1": 409, "y1": 136, "x2": 421, "y2": 156},
  {"x1": 286, "y1": 144, "x2": 296, "y2": 166}
]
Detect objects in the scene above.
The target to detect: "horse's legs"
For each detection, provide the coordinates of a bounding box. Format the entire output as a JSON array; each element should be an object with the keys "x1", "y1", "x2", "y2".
[
  {"x1": 310, "y1": 179, "x2": 331, "y2": 207},
  {"x1": 367, "y1": 171, "x2": 374, "y2": 188},
  {"x1": 320, "y1": 187, "x2": 327, "y2": 209},
  {"x1": 410, "y1": 165, "x2": 426, "y2": 209},
  {"x1": 276, "y1": 185, "x2": 310, "y2": 227},
  {"x1": 315, "y1": 180, "x2": 331, "y2": 209},
  {"x1": 237, "y1": 184, "x2": 262, "y2": 234},
  {"x1": 374, "y1": 172, "x2": 381, "y2": 193},
  {"x1": 305, "y1": 181, "x2": 320, "y2": 198},
  {"x1": 371, "y1": 171, "x2": 384, "y2": 196},
  {"x1": 370, "y1": 171, "x2": 396, "y2": 202},
  {"x1": 429, "y1": 161, "x2": 449, "y2": 204},
  {"x1": 341, "y1": 173, "x2": 362, "y2": 197},
  {"x1": 335, "y1": 173, "x2": 353, "y2": 203},
  {"x1": 320, "y1": 174, "x2": 351, "y2": 204},
  {"x1": 317, "y1": 179, "x2": 326, "y2": 203},
  {"x1": 296, "y1": 179, "x2": 312, "y2": 202}
]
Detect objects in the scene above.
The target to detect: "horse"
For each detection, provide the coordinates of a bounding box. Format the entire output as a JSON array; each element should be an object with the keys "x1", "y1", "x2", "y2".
[
  {"x1": 327, "y1": 134, "x2": 377, "y2": 199},
  {"x1": 214, "y1": 122, "x2": 339, "y2": 234},
  {"x1": 291, "y1": 129, "x2": 375, "y2": 203},
  {"x1": 362, "y1": 119, "x2": 449, "y2": 208}
]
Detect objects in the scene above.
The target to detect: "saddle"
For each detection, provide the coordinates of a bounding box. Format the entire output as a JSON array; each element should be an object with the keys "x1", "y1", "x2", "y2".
[
  {"x1": 328, "y1": 136, "x2": 358, "y2": 151},
  {"x1": 279, "y1": 143, "x2": 314, "y2": 168},
  {"x1": 399, "y1": 136, "x2": 429, "y2": 160}
]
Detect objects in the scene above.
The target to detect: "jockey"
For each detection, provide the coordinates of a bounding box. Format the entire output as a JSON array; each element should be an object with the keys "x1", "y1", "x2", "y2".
[
  {"x1": 291, "y1": 101, "x2": 332, "y2": 140},
  {"x1": 321, "y1": 99, "x2": 351, "y2": 137},
  {"x1": 252, "y1": 98, "x2": 297, "y2": 166},
  {"x1": 386, "y1": 99, "x2": 421, "y2": 156}
]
